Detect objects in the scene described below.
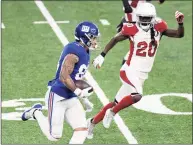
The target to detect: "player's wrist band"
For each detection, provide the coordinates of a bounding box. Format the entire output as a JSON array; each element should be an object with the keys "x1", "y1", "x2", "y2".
[
  {"x1": 178, "y1": 23, "x2": 183, "y2": 26},
  {"x1": 101, "y1": 52, "x2": 106, "y2": 57}
]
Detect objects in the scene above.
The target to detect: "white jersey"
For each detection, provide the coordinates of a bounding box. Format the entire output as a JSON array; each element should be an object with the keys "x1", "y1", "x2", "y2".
[{"x1": 121, "y1": 18, "x2": 168, "y2": 73}]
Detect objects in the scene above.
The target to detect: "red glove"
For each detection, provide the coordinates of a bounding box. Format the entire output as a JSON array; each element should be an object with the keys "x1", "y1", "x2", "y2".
[{"x1": 175, "y1": 11, "x2": 184, "y2": 24}]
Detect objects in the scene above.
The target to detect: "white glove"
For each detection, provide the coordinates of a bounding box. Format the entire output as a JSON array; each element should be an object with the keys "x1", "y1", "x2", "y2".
[
  {"x1": 81, "y1": 98, "x2": 94, "y2": 112},
  {"x1": 74, "y1": 87, "x2": 93, "y2": 98},
  {"x1": 93, "y1": 54, "x2": 105, "y2": 69}
]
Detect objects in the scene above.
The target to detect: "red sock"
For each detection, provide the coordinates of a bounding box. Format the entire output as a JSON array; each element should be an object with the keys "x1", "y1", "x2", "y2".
[
  {"x1": 92, "y1": 102, "x2": 115, "y2": 124},
  {"x1": 112, "y1": 95, "x2": 134, "y2": 114}
]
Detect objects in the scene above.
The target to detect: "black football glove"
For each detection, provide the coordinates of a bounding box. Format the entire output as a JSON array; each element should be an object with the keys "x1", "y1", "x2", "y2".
[{"x1": 158, "y1": 0, "x2": 165, "y2": 4}]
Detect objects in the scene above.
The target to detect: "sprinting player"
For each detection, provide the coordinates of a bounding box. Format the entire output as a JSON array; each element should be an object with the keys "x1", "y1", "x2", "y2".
[
  {"x1": 89, "y1": 3, "x2": 184, "y2": 139},
  {"x1": 120, "y1": 0, "x2": 165, "y2": 65},
  {"x1": 21, "y1": 21, "x2": 100, "y2": 144}
]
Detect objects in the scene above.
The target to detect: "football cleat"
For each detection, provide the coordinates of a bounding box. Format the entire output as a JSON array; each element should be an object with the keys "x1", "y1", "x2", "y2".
[
  {"x1": 21, "y1": 103, "x2": 42, "y2": 121},
  {"x1": 87, "y1": 118, "x2": 95, "y2": 139},
  {"x1": 103, "y1": 109, "x2": 115, "y2": 128}
]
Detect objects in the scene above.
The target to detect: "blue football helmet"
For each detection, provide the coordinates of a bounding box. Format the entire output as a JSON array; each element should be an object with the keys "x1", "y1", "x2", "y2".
[{"x1": 74, "y1": 21, "x2": 100, "y2": 50}]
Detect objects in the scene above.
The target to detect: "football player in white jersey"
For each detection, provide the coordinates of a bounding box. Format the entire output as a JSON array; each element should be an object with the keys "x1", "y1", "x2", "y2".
[
  {"x1": 88, "y1": 3, "x2": 184, "y2": 138},
  {"x1": 119, "y1": 0, "x2": 165, "y2": 65}
]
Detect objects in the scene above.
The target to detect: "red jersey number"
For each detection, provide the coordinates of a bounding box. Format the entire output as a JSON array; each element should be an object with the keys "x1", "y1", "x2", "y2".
[{"x1": 136, "y1": 41, "x2": 158, "y2": 57}]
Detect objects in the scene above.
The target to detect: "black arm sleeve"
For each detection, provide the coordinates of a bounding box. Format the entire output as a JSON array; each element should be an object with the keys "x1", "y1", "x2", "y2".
[{"x1": 122, "y1": 0, "x2": 132, "y2": 13}]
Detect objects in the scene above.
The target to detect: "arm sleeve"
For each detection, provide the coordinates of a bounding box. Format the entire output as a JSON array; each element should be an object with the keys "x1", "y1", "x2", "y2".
[
  {"x1": 63, "y1": 45, "x2": 82, "y2": 59},
  {"x1": 122, "y1": 0, "x2": 132, "y2": 13}
]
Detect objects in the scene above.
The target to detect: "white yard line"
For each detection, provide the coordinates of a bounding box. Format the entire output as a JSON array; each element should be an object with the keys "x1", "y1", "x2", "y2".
[
  {"x1": 99, "y1": 19, "x2": 110, "y2": 25},
  {"x1": 1, "y1": 23, "x2": 5, "y2": 29},
  {"x1": 34, "y1": 1, "x2": 138, "y2": 144},
  {"x1": 33, "y1": 20, "x2": 70, "y2": 24}
]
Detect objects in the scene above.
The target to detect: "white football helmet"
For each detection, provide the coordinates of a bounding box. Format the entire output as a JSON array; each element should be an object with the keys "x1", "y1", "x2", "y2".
[{"x1": 135, "y1": 2, "x2": 156, "y2": 31}]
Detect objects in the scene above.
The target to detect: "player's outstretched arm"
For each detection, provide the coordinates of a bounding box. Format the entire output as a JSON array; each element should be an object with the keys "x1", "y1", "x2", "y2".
[
  {"x1": 93, "y1": 33, "x2": 128, "y2": 69},
  {"x1": 103, "y1": 33, "x2": 129, "y2": 54},
  {"x1": 162, "y1": 11, "x2": 184, "y2": 38},
  {"x1": 60, "y1": 54, "x2": 79, "y2": 92}
]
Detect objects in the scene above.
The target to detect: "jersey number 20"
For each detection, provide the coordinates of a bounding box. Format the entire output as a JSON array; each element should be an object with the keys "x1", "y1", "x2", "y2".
[{"x1": 136, "y1": 41, "x2": 158, "y2": 57}]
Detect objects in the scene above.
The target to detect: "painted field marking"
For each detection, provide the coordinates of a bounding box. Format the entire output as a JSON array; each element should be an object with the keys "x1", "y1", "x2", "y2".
[
  {"x1": 1, "y1": 23, "x2": 5, "y2": 29},
  {"x1": 34, "y1": 0, "x2": 138, "y2": 144},
  {"x1": 33, "y1": 20, "x2": 70, "y2": 24},
  {"x1": 2, "y1": 93, "x2": 192, "y2": 120},
  {"x1": 99, "y1": 19, "x2": 110, "y2": 25}
]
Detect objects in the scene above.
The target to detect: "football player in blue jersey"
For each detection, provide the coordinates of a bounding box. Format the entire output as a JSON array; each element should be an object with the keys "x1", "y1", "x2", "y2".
[{"x1": 21, "y1": 21, "x2": 100, "y2": 144}]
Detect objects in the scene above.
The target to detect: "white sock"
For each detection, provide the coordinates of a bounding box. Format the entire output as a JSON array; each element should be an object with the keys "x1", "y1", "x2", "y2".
[
  {"x1": 69, "y1": 130, "x2": 88, "y2": 144},
  {"x1": 34, "y1": 110, "x2": 58, "y2": 141}
]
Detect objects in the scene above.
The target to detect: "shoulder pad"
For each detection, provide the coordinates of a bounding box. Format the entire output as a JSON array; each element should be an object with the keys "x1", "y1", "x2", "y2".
[
  {"x1": 154, "y1": 18, "x2": 168, "y2": 33},
  {"x1": 121, "y1": 23, "x2": 139, "y2": 36}
]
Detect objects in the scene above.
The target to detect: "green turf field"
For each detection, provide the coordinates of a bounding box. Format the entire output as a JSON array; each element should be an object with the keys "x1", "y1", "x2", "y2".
[{"x1": 1, "y1": 1, "x2": 192, "y2": 144}]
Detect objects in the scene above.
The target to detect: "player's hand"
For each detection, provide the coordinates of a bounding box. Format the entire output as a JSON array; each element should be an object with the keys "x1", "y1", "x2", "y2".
[
  {"x1": 175, "y1": 11, "x2": 184, "y2": 24},
  {"x1": 74, "y1": 87, "x2": 93, "y2": 98},
  {"x1": 81, "y1": 98, "x2": 94, "y2": 112},
  {"x1": 158, "y1": 0, "x2": 165, "y2": 4},
  {"x1": 93, "y1": 54, "x2": 104, "y2": 69}
]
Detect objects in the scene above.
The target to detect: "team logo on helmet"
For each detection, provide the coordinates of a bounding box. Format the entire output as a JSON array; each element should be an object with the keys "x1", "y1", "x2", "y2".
[
  {"x1": 81, "y1": 25, "x2": 90, "y2": 32},
  {"x1": 91, "y1": 28, "x2": 96, "y2": 33}
]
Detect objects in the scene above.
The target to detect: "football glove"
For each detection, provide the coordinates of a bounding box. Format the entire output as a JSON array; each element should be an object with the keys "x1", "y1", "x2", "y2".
[
  {"x1": 74, "y1": 87, "x2": 93, "y2": 98},
  {"x1": 81, "y1": 98, "x2": 94, "y2": 112},
  {"x1": 158, "y1": 0, "x2": 165, "y2": 4},
  {"x1": 93, "y1": 54, "x2": 105, "y2": 69},
  {"x1": 175, "y1": 11, "x2": 184, "y2": 24}
]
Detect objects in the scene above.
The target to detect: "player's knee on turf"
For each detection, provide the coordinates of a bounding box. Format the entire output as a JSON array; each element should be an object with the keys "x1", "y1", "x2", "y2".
[{"x1": 131, "y1": 93, "x2": 142, "y2": 103}]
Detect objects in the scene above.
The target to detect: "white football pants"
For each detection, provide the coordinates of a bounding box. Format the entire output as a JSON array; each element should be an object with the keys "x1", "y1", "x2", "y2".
[
  {"x1": 34, "y1": 87, "x2": 87, "y2": 143},
  {"x1": 115, "y1": 64, "x2": 148, "y2": 102}
]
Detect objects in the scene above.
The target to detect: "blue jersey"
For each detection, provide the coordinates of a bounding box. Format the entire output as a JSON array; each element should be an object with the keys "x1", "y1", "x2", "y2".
[{"x1": 48, "y1": 41, "x2": 90, "y2": 99}]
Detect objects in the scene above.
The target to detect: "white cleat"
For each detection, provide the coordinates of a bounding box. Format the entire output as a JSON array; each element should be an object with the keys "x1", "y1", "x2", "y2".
[
  {"x1": 21, "y1": 103, "x2": 42, "y2": 121},
  {"x1": 103, "y1": 109, "x2": 115, "y2": 128},
  {"x1": 87, "y1": 118, "x2": 95, "y2": 139}
]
